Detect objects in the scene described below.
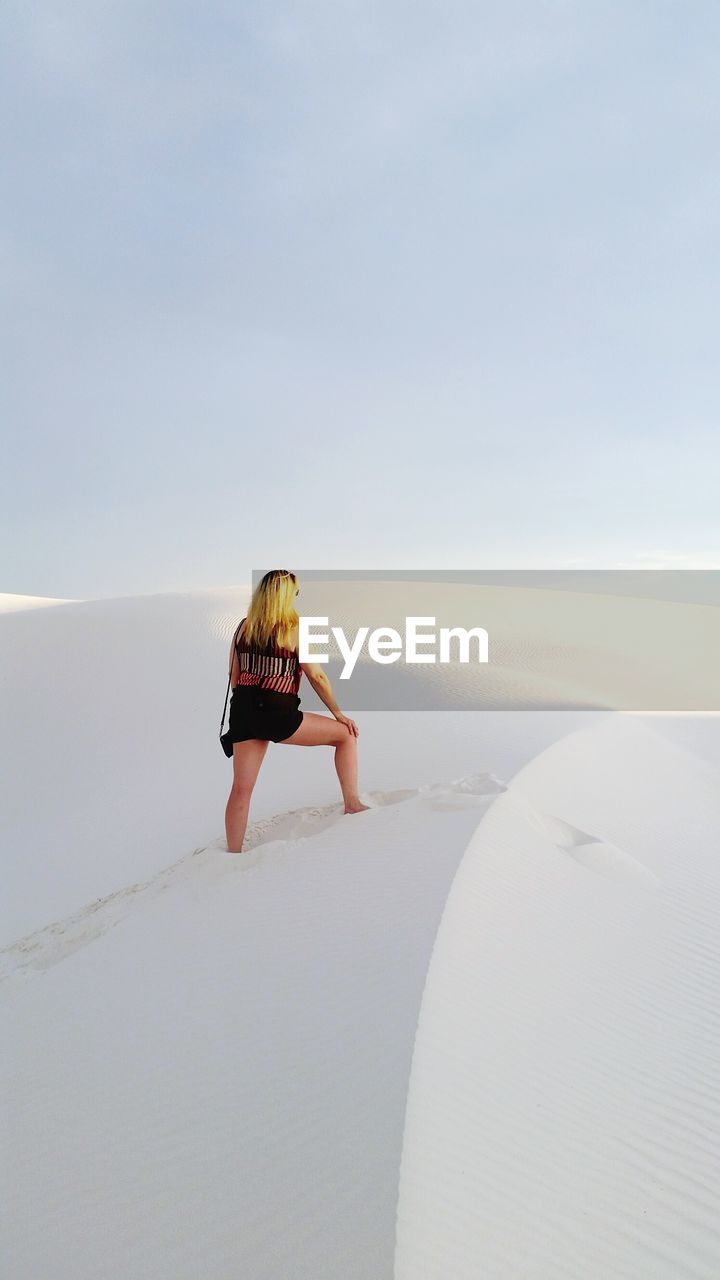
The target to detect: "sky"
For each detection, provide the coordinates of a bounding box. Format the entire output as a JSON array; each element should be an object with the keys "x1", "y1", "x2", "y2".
[{"x1": 2, "y1": 0, "x2": 720, "y2": 599}]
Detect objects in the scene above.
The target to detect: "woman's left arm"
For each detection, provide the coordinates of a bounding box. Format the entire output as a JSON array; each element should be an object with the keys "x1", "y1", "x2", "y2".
[{"x1": 228, "y1": 631, "x2": 240, "y2": 687}]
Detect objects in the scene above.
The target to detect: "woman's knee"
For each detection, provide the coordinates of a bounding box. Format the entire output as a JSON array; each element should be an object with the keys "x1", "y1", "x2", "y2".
[{"x1": 230, "y1": 780, "x2": 255, "y2": 801}]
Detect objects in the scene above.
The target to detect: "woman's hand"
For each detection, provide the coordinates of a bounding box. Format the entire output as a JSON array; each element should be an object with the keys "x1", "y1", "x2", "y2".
[{"x1": 335, "y1": 714, "x2": 359, "y2": 737}]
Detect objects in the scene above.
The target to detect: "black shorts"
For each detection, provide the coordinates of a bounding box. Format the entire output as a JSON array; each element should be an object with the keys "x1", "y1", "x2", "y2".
[{"x1": 229, "y1": 686, "x2": 304, "y2": 744}]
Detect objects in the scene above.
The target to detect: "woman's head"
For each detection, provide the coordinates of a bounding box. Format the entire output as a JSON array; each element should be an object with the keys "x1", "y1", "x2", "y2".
[{"x1": 244, "y1": 569, "x2": 299, "y2": 649}]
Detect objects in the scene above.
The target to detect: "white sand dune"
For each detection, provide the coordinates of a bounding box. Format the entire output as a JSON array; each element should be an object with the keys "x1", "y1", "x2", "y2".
[
  {"x1": 2, "y1": 588, "x2": 719, "y2": 1278},
  {"x1": 0, "y1": 586, "x2": 589, "y2": 943},
  {"x1": 395, "y1": 713, "x2": 720, "y2": 1279},
  {"x1": 0, "y1": 592, "x2": 82, "y2": 613},
  {"x1": 2, "y1": 773, "x2": 504, "y2": 1279}
]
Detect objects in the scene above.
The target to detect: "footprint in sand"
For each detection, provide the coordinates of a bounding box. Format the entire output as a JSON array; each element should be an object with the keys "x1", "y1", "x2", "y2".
[
  {"x1": 241, "y1": 788, "x2": 420, "y2": 849},
  {"x1": 519, "y1": 805, "x2": 660, "y2": 885},
  {"x1": 419, "y1": 773, "x2": 506, "y2": 811}
]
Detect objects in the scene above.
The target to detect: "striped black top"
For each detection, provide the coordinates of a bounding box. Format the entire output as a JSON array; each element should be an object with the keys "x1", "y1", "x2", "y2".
[{"x1": 232, "y1": 617, "x2": 301, "y2": 695}]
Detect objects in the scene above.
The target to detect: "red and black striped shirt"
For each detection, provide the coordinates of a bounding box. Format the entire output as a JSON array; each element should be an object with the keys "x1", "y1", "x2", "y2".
[{"x1": 233, "y1": 617, "x2": 301, "y2": 694}]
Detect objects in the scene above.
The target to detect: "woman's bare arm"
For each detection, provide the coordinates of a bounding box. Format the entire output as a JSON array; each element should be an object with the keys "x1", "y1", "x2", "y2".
[
  {"x1": 228, "y1": 626, "x2": 241, "y2": 686},
  {"x1": 300, "y1": 661, "x2": 344, "y2": 717},
  {"x1": 290, "y1": 625, "x2": 359, "y2": 735}
]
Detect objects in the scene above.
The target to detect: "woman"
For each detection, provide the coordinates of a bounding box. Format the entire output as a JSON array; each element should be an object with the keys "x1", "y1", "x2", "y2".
[{"x1": 225, "y1": 569, "x2": 369, "y2": 854}]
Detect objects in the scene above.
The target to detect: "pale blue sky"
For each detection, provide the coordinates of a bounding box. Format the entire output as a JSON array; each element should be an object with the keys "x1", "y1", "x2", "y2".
[{"x1": 3, "y1": 0, "x2": 719, "y2": 598}]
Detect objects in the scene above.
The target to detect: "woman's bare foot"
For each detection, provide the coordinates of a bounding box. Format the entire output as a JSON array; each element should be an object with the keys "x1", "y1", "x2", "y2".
[{"x1": 344, "y1": 797, "x2": 370, "y2": 814}]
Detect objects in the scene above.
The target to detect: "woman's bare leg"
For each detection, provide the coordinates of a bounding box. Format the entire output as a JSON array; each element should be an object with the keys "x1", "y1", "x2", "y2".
[
  {"x1": 280, "y1": 713, "x2": 369, "y2": 813},
  {"x1": 225, "y1": 739, "x2": 269, "y2": 852}
]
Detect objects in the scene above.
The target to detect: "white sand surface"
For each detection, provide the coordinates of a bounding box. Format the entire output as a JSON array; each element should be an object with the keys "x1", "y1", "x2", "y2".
[
  {"x1": 3, "y1": 774, "x2": 503, "y2": 1279},
  {"x1": 395, "y1": 713, "x2": 720, "y2": 1279},
  {"x1": 2, "y1": 589, "x2": 718, "y2": 1278}
]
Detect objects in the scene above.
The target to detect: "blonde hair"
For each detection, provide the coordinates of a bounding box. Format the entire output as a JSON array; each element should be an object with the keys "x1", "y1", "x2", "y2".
[{"x1": 243, "y1": 569, "x2": 299, "y2": 651}]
